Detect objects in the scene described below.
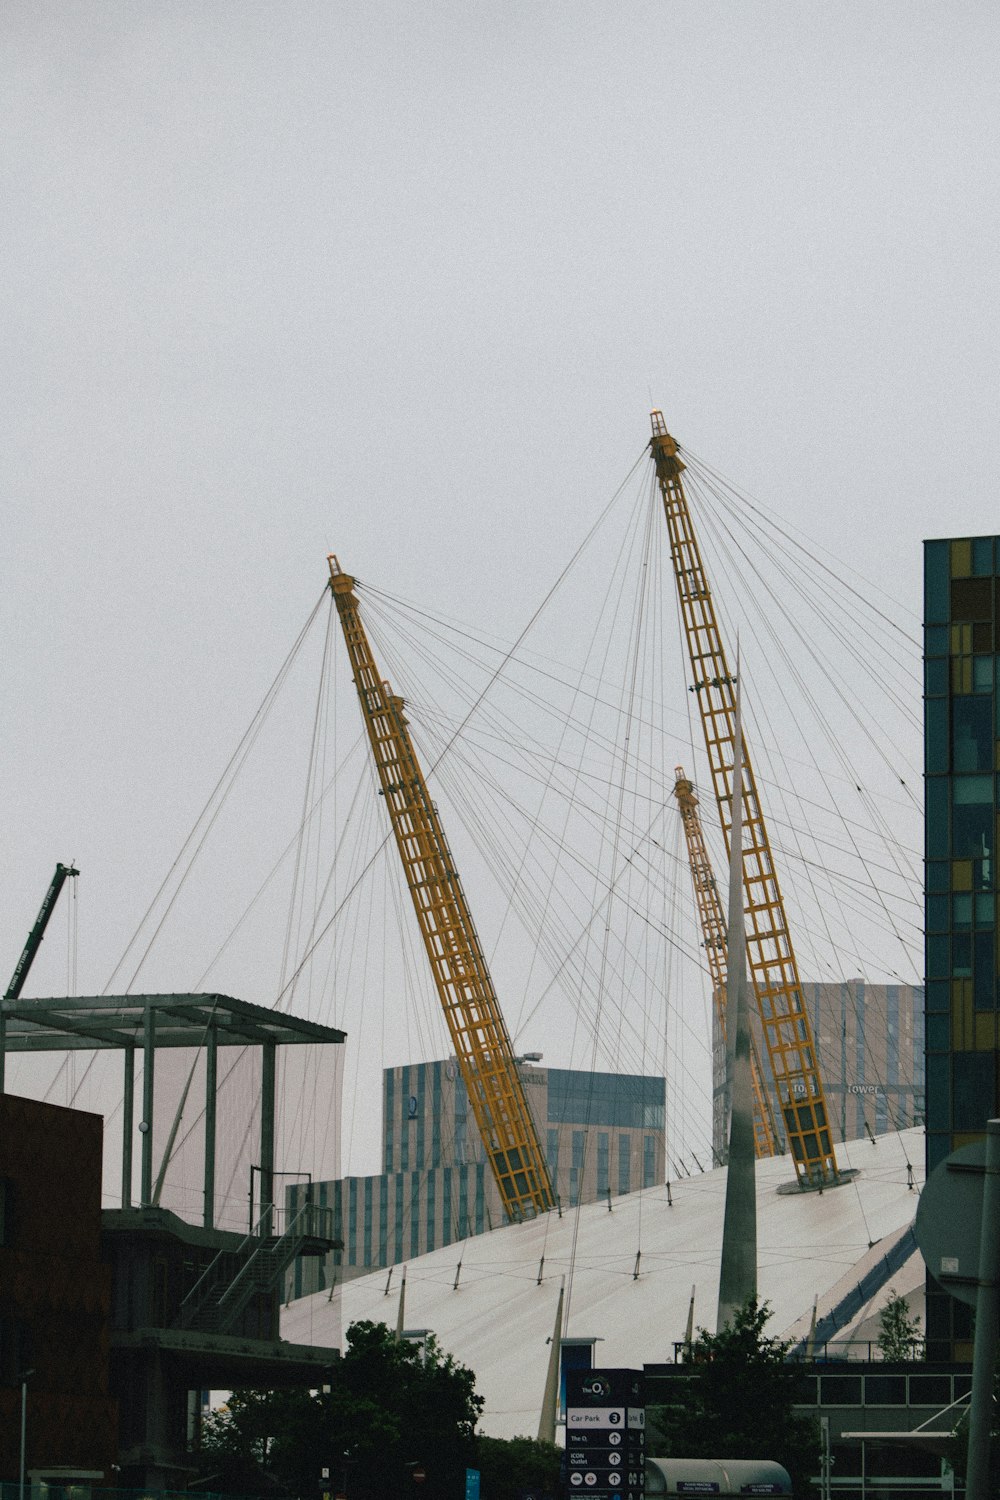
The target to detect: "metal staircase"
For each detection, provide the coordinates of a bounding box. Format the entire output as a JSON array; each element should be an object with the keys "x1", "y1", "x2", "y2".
[{"x1": 177, "y1": 1201, "x2": 336, "y2": 1334}]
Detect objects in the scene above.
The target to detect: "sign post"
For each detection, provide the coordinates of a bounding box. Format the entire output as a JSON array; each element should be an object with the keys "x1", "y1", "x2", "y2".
[{"x1": 565, "y1": 1368, "x2": 645, "y2": 1500}]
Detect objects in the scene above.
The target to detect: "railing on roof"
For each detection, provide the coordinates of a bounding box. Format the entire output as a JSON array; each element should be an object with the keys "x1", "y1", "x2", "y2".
[{"x1": 671, "y1": 1337, "x2": 925, "y2": 1364}]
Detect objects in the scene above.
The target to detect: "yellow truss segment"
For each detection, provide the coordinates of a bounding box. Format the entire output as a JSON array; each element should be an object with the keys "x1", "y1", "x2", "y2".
[
  {"x1": 673, "y1": 768, "x2": 780, "y2": 1160},
  {"x1": 328, "y1": 556, "x2": 554, "y2": 1222},
  {"x1": 650, "y1": 415, "x2": 839, "y2": 1186}
]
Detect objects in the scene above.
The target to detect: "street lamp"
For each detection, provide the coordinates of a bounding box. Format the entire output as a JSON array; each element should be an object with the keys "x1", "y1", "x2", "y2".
[{"x1": 18, "y1": 1368, "x2": 34, "y2": 1500}]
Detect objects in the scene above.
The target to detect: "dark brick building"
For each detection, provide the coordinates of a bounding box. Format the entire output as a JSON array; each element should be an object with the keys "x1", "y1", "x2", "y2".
[{"x1": 0, "y1": 1094, "x2": 118, "y2": 1485}]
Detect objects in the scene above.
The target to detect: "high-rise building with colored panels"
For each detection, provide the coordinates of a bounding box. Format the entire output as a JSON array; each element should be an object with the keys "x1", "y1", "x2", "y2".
[
  {"x1": 728, "y1": 980, "x2": 924, "y2": 1163},
  {"x1": 923, "y1": 532, "x2": 1000, "y2": 1361}
]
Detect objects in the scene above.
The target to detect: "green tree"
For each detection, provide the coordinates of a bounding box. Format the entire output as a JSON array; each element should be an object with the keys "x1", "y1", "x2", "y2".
[
  {"x1": 656, "y1": 1296, "x2": 821, "y2": 1499},
  {"x1": 474, "y1": 1435, "x2": 561, "y2": 1500},
  {"x1": 199, "y1": 1320, "x2": 483, "y2": 1500},
  {"x1": 876, "y1": 1289, "x2": 922, "y2": 1360}
]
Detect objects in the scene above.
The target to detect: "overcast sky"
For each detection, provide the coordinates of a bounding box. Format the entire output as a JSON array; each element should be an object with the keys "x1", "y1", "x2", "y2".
[{"x1": 3, "y1": 3, "x2": 999, "y2": 1177}]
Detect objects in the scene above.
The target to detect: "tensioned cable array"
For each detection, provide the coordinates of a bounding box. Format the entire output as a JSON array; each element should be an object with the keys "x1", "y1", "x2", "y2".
[{"x1": 55, "y1": 432, "x2": 925, "y2": 1226}]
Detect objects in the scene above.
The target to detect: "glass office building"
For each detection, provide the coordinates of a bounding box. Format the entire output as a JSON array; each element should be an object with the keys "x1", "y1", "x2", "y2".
[
  {"x1": 737, "y1": 981, "x2": 925, "y2": 1164},
  {"x1": 287, "y1": 1057, "x2": 666, "y2": 1299},
  {"x1": 924, "y1": 533, "x2": 1000, "y2": 1360}
]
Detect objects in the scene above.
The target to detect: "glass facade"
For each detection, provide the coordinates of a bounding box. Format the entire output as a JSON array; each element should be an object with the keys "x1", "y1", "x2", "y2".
[
  {"x1": 924, "y1": 534, "x2": 1000, "y2": 1361},
  {"x1": 289, "y1": 1056, "x2": 667, "y2": 1299},
  {"x1": 546, "y1": 1070, "x2": 666, "y2": 1129}
]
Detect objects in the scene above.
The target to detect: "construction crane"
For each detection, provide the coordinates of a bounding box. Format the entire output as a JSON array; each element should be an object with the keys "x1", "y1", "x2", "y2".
[
  {"x1": 5, "y1": 862, "x2": 79, "y2": 1000},
  {"x1": 650, "y1": 413, "x2": 839, "y2": 1187},
  {"x1": 327, "y1": 556, "x2": 554, "y2": 1221},
  {"x1": 672, "y1": 767, "x2": 780, "y2": 1160}
]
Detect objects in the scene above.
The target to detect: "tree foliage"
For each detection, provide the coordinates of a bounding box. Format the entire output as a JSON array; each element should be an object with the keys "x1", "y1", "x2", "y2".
[
  {"x1": 876, "y1": 1288, "x2": 922, "y2": 1360},
  {"x1": 655, "y1": 1296, "x2": 821, "y2": 1499},
  {"x1": 200, "y1": 1319, "x2": 482, "y2": 1500},
  {"x1": 473, "y1": 1435, "x2": 560, "y2": 1500}
]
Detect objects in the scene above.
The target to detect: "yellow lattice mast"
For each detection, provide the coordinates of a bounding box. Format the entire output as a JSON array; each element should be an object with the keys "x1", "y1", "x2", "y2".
[
  {"x1": 650, "y1": 415, "x2": 839, "y2": 1186},
  {"x1": 673, "y1": 767, "x2": 780, "y2": 1160},
  {"x1": 328, "y1": 555, "x2": 554, "y2": 1221}
]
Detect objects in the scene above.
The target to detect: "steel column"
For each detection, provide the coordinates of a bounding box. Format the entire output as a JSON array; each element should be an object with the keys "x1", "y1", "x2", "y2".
[
  {"x1": 204, "y1": 1025, "x2": 217, "y2": 1229},
  {"x1": 121, "y1": 1045, "x2": 134, "y2": 1208},
  {"x1": 260, "y1": 1038, "x2": 276, "y2": 1236},
  {"x1": 141, "y1": 1004, "x2": 155, "y2": 1206}
]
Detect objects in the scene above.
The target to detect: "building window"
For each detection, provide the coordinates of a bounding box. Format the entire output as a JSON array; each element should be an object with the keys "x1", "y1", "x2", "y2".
[
  {"x1": 974, "y1": 931, "x2": 996, "y2": 1010},
  {"x1": 925, "y1": 779, "x2": 949, "y2": 858},
  {"x1": 953, "y1": 1051, "x2": 995, "y2": 1131},
  {"x1": 952, "y1": 576, "x2": 992, "y2": 620},
  {"x1": 596, "y1": 1133, "x2": 609, "y2": 1195},
  {"x1": 618, "y1": 1136, "x2": 631, "y2": 1195},
  {"x1": 571, "y1": 1131, "x2": 584, "y2": 1171},
  {"x1": 925, "y1": 658, "x2": 948, "y2": 697},
  {"x1": 926, "y1": 1015, "x2": 950, "y2": 1051},
  {"x1": 927, "y1": 894, "x2": 949, "y2": 932},
  {"x1": 952, "y1": 776, "x2": 994, "y2": 859},
  {"x1": 953, "y1": 696, "x2": 993, "y2": 771},
  {"x1": 924, "y1": 541, "x2": 949, "y2": 623}
]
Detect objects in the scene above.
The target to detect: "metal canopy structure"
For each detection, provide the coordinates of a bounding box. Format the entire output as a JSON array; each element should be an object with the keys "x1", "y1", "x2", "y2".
[
  {"x1": 0, "y1": 991, "x2": 343, "y2": 1054},
  {"x1": 0, "y1": 992, "x2": 346, "y2": 1233}
]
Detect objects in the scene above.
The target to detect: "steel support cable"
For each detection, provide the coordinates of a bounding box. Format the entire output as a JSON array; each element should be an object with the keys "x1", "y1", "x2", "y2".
[
  {"x1": 367, "y1": 598, "x2": 697, "y2": 763},
  {"x1": 681, "y1": 447, "x2": 921, "y2": 647},
  {"x1": 695, "y1": 493, "x2": 921, "y2": 981},
  {"x1": 412, "y1": 697, "x2": 683, "y2": 909},
  {"x1": 364, "y1": 488, "x2": 920, "y2": 844},
  {"x1": 105, "y1": 588, "x2": 330, "y2": 998},
  {"x1": 359, "y1": 614, "x2": 711, "y2": 845},
  {"x1": 656, "y1": 444, "x2": 905, "y2": 1182},
  {"x1": 768, "y1": 849, "x2": 922, "y2": 942},
  {"x1": 360, "y1": 527, "x2": 708, "y2": 785},
  {"x1": 434, "y1": 762, "x2": 708, "y2": 1062},
  {"x1": 681, "y1": 512, "x2": 923, "y2": 1145},
  {"x1": 275, "y1": 450, "x2": 652, "y2": 1007},
  {"x1": 280, "y1": 599, "x2": 337, "y2": 1000},
  {"x1": 684, "y1": 453, "x2": 922, "y2": 683},
  {"x1": 423, "y1": 743, "x2": 700, "y2": 1079},
  {"x1": 686, "y1": 462, "x2": 923, "y2": 746},
  {"x1": 363, "y1": 521, "x2": 659, "y2": 1047},
  {"x1": 689, "y1": 468, "x2": 922, "y2": 796},
  {"x1": 688, "y1": 478, "x2": 924, "y2": 800},
  {"x1": 280, "y1": 633, "x2": 342, "y2": 1173},
  {"x1": 416, "y1": 710, "x2": 710, "y2": 1078},
  {"x1": 669, "y1": 517, "x2": 853, "y2": 993},
  {"x1": 156, "y1": 756, "x2": 377, "y2": 1180},
  {"x1": 565, "y1": 487, "x2": 660, "y2": 1331},
  {"x1": 413, "y1": 699, "x2": 711, "y2": 1056},
  {"x1": 364, "y1": 642, "x2": 701, "y2": 984},
  {"x1": 359, "y1": 468, "x2": 656, "y2": 1032},
  {"x1": 56, "y1": 595, "x2": 332, "y2": 1117},
  {"x1": 193, "y1": 732, "x2": 369, "y2": 991},
  {"x1": 695, "y1": 475, "x2": 923, "y2": 725},
  {"x1": 764, "y1": 816, "x2": 920, "y2": 886}
]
